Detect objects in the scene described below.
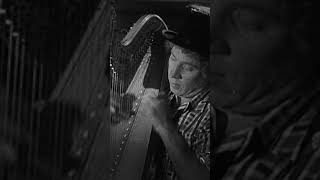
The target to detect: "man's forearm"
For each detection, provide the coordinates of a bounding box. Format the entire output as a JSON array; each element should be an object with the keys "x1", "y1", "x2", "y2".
[{"x1": 158, "y1": 126, "x2": 210, "y2": 180}]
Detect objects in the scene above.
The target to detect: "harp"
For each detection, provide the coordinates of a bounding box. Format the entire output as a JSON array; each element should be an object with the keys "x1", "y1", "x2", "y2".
[
  {"x1": 1, "y1": 0, "x2": 170, "y2": 179},
  {"x1": 109, "y1": 14, "x2": 169, "y2": 180},
  {"x1": 1, "y1": 0, "x2": 108, "y2": 180}
]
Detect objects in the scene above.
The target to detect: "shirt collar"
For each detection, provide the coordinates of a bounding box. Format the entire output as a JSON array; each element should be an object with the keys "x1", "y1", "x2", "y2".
[
  {"x1": 169, "y1": 86, "x2": 210, "y2": 112},
  {"x1": 257, "y1": 85, "x2": 320, "y2": 147},
  {"x1": 217, "y1": 85, "x2": 320, "y2": 162}
]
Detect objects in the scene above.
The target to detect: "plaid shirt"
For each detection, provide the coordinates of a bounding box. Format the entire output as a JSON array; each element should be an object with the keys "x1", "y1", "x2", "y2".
[
  {"x1": 215, "y1": 86, "x2": 320, "y2": 180},
  {"x1": 157, "y1": 87, "x2": 212, "y2": 180}
]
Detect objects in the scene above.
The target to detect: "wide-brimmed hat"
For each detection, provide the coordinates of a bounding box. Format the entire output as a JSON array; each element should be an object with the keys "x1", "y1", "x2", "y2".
[{"x1": 162, "y1": 4, "x2": 210, "y2": 58}]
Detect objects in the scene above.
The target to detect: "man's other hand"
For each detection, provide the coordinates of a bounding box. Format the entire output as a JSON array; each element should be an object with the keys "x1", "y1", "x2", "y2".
[{"x1": 142, "y1": 91, "x2": 175, "y2": 135}]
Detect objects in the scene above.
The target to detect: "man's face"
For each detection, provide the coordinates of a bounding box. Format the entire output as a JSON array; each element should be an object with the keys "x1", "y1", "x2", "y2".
[
  {"x1": 168, "y1": 45, "x2": 207, "y2": 98},
  {"x1": 211, "y1": 0, "x2": 298, "y2": 111}
]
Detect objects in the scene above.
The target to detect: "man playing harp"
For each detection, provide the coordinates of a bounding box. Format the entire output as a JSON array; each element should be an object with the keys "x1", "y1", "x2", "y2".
[{"x1": 143, "y1": 7, "x2": 212, "y2": 180}]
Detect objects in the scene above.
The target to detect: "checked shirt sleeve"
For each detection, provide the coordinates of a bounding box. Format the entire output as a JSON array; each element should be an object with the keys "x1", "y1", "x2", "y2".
[{"x1": 191, "y1": 104, "x2": 213, "y2": 170}]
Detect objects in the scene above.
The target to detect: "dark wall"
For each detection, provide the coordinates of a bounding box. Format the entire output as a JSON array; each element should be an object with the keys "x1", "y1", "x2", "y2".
[
  {"x1": 116, "y1": 0, "x2": 209, "y2": 30},
  {"x1": 1, "y1": 0, "x2": 101, "y2": 99}
]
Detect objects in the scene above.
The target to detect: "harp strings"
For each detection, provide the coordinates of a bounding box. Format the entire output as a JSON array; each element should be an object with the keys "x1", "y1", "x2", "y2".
[
  {"x1": 109, "y1": 24, "x2": 153, "y2": 178},
  {"x1": 110, "y1": 32, "x2": 153, "y2": 122},
  {"x1": 4, "y1": 19, "x2": 13, "y2": 151},
  {"x1": 0, "y1": 6, "x2": 68, "y2": 180}
]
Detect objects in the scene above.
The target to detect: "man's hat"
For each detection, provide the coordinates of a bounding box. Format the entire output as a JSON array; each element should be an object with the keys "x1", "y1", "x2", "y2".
[{"x1": 162, "y1": 4, "x2": 210, "y2": 58}]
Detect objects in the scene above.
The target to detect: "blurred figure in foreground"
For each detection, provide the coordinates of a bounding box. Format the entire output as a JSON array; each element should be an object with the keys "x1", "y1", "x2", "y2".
[{"x1": 212, "y1": 0, "x2": 319, "y2": 179}]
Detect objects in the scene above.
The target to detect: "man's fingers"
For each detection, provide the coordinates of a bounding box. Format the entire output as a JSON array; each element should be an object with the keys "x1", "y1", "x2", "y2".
[
  {"x1": 142, "y1": 92, "x2": 157, "y2": 103},
  {"x1": 143, "y1": 91, "x2": 157, "y2": 98}
]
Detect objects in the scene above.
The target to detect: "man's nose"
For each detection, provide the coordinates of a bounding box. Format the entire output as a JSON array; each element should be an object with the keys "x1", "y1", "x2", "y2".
[{"x1": 170, "y1": 66, "x2": 181, "y2": 79}]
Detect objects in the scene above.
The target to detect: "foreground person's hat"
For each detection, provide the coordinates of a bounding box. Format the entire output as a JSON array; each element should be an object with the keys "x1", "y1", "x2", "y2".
[{"x1": 162, "y1": 4, "x2": 210, "y2": 58}]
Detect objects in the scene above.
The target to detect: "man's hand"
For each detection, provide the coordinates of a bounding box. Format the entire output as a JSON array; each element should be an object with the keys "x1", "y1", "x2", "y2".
[
  {"x1": 142, "y1": 91, "x2": 175, "y2": 135},
  {"x1": 110, "y1": 93, "x2": 136, "y2": 123},
  {"x1": 142, "y1": 91, "x2": 210, "y2": 180}
]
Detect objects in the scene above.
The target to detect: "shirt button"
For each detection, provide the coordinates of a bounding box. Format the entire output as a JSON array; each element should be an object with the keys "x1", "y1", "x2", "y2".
[{"x1": 312, "y1": 131, "x2": 320, "y2": 150}]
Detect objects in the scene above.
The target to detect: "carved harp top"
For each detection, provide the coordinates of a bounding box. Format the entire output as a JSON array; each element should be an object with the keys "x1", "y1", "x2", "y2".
[{"x1": 121, "y1": 14, "x2": 168, "y2": 47}]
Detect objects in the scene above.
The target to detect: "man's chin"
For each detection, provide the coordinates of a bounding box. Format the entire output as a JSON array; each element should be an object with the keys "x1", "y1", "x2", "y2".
[{"x1": 170, "y1": 87, "x2": 184, "y2": 96}]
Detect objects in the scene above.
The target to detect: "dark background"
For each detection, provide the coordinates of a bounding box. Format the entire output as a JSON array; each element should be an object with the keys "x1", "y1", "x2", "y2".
[{"x1": 1, "y1": 0, "x2": 209, "y2": 99}]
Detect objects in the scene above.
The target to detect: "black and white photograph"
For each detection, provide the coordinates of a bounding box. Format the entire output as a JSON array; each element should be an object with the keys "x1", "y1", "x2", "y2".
[
  {"x1": 1, "y1": 0, "x2": 318, "y2": 179},
  {"x1": 1, "y1": 0, "x2": 211, "y2": 180}
]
